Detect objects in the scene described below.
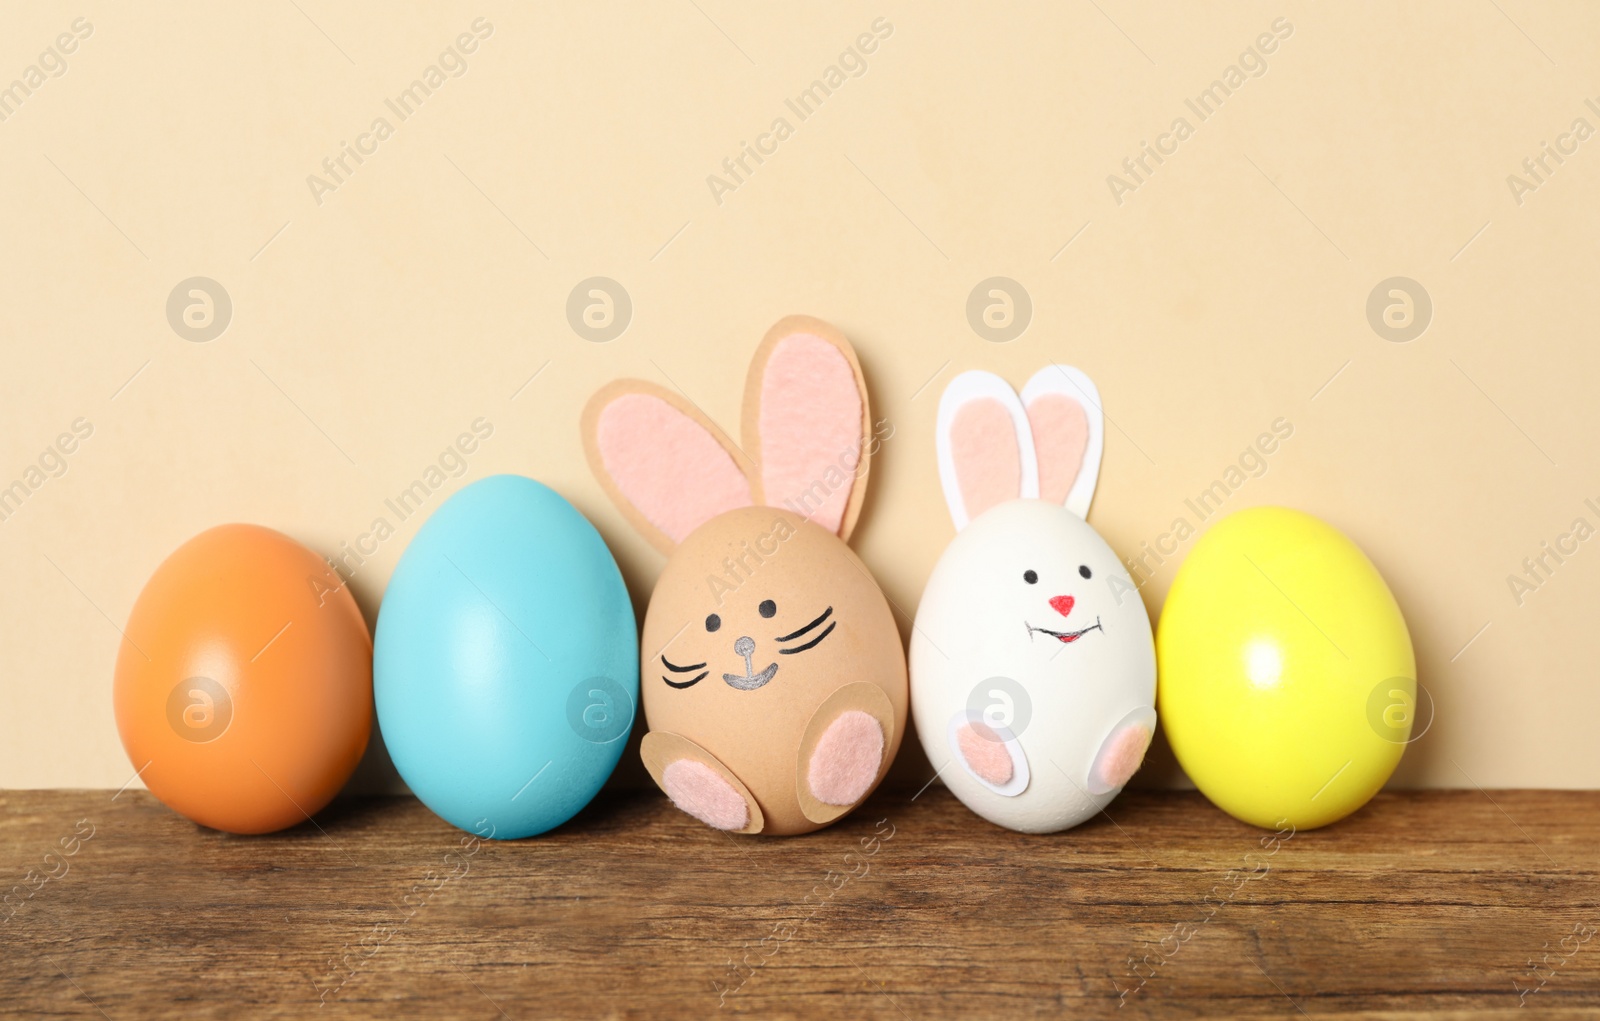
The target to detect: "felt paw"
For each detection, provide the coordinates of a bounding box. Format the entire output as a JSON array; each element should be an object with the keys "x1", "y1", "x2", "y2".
[
  {"x1": 955, "y1": 722, "x2": 1014, "y2": 787},
  {"x1": 807, "y1": 710, "x2": 884, "y2": 807},
  {"x1": 796, "y1": 683, "x2": 895, "y2": 824},
  {"x1": 1087, "y1": 707, "x2": 1156, "y2": 796},
  {"x1": 662, "y1": 759, "x2": 750, "y2": 831},
  {"x1": 946, "y1": 712, "x2": 1029, "y2": 797},
  {"x1": 641, "y1": 731, "x2": 763, "y2": 833}
]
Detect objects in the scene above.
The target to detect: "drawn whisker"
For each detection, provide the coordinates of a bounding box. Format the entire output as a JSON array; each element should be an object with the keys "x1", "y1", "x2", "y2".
[
  {"x1": 664, "y1": 671, "x2": 707, "y2": 689},
  {"x1": 778, "y1": 621, "x2": 836, "y2": 655},
  {"x1": 775, "y1": 606, "x2": 832, "y2": 643}
]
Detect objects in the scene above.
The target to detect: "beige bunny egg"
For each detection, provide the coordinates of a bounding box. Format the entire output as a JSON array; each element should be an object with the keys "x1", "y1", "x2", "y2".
[
  {"x1": 642, "y1": 507, "x2": 905, "y2": 835},
  {"x1": 583, "y1": 316, "x2": 908, "y2": 835}
]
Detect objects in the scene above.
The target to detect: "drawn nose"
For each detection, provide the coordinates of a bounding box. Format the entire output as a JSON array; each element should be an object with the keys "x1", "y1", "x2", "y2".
[
  {"x1": 734, "y1": 636, "x2": 755, "y2": 658},
  {"x1": 1049, "y1": 595, "x2": 1075, "y2": 618}
]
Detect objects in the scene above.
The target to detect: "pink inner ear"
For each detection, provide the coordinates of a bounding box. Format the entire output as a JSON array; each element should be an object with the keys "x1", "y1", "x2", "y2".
[
  {"x1": 758, "y1": 334, "x2": 863, "y2": 533},
  {"x1": 1026, "y1": 393, "x2": 1089, "y2": 505},
  {"x1": 951, "y1": 398, "x2": 1021, "y2": 521},
  {"x1": 596, "y1": 393, "x2": 752, "y2": 544}
]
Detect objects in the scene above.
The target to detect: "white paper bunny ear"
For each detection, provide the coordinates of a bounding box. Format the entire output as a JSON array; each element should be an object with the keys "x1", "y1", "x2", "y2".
[
  {"x1": 1020, "y1": 364, "x2": 1104, "y2": 518},
  {"x1": 936, "y1": 371, "x2": 1039, "y2": 531}
]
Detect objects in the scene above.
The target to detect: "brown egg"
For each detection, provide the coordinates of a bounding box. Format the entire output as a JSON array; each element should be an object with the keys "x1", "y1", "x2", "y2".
[{"x1": 641, "y1": 507, "x2": 906, "y2": 835}]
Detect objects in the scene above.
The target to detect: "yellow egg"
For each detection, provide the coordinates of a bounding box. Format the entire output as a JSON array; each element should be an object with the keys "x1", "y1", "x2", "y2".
[{"x1": 1157, "y1": 507, "x2": 1415, "y2": 830}]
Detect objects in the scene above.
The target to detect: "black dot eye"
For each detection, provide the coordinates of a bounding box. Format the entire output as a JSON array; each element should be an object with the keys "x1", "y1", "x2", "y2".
[
  {"x1": 1079, "y1": 565, "x2": 1092, "y2": 579},
  {"x1": 1023, "y1": 570, "x2": 1038, "y2": 584},
  {"x1": 758, "y1": 599, "x2": 776, "y2": 618},
  {"x1": 705, "y1": 614, "x2": 721, "y2": 632}
]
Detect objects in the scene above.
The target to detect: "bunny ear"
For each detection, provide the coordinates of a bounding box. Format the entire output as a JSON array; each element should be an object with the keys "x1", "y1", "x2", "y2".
[
  {"x1": 1020, "y1": 365, "x2": 1104, "y2": 518},
  {"x1": 936, "y1": 371, "x2": 1039, "y2": 531},
  {"x1": 582, "y1": 380, "x2": 754, "y2": 555},
  {"x1": 742, "y1": 316, "x2": 871, "y2": 540}
]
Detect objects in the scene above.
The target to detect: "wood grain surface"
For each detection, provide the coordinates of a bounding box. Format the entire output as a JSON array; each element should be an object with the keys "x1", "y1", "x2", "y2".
[{"x1": 2, "y1": 787, "x2": 1597, "y2": 1019}]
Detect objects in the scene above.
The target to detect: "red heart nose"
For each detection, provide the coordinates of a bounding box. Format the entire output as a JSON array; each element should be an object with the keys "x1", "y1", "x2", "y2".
[{"x1": 1049, "y1": 595, "x2": 1075, "y2": 617}]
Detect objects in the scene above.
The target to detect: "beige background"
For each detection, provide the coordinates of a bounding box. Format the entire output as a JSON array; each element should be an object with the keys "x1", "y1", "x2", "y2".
[{"x1": 2, "y1": 2, "x2": 1596, "y2": 792}]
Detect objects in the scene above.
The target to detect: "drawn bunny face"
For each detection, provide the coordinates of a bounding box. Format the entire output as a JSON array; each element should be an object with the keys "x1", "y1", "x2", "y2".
[
  {"x1": 909, "y1": 366, "x2": 1156, "y2": 834},
  {"x1": 653, "y1": 523, "x2": 845, "y2": 700},
  {"x1": 925, "y1": 500, "x2": 1140, "y2": 669},
  {"x1": 583, "y1": 316, "x2": 907, "y2": 836}
]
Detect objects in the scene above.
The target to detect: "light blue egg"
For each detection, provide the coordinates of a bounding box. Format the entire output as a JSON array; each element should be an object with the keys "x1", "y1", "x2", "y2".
[{"x1": 375, "y1": 475, "x2": 638, "y2": 838}]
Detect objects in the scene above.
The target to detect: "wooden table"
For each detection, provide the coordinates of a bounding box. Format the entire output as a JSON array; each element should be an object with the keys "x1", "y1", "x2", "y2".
[{"x1": 2, "y1": 786, "x2": 1596, "y2": 1019}]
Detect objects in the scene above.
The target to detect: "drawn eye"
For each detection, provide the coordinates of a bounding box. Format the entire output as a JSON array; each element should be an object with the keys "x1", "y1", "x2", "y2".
[
  {"x1": 1023, "y1": 570, "x2": 1038, "y2": 584},
  {"x1": 705, "y1": 614, "x2": 721, "y2": 632},
  {"x1": 758, "y1": 599, "x2": 776, "y2": 618},
  {"x1": 1079, "y1": 565, "x2": 1092, "y2": 579}
]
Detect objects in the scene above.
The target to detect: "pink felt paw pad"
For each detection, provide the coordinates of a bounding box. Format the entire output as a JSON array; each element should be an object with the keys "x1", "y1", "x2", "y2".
[
  {"x1": 807, "y1": 710, "x2": 884, "y2": 806},
  {"x1": 661, "y1": 759, "x2": 748, "y2": 831},
  {"x1": 956, "y1": 722, "x2": 1013, "y2": 786},
  {"x1": 1091, "y1": 724, "x2": 1153, "y2": 794}
]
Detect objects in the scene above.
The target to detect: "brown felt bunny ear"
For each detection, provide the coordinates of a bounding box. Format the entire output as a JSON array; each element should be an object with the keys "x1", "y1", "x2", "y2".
[
  {"x1": 741, "y1": 315, "x2": 873, "y2": 543},
  {"x1": 582, "y1": 315, "x2": 872, "y2": 555},
  {"x1": 581, "y1": 380, "x2": 754, "y2": 556}
]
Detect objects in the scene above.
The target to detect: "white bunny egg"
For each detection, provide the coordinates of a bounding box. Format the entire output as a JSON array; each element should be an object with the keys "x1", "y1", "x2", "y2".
[{"x1": 910, "y1": 367, "x2": 1156, "y2": 833}]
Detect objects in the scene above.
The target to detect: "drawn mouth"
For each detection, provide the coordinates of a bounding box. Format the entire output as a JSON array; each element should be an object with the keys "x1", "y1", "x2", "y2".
[
  {"x1": 1026, "y1": 617, "x2": 1103, "y2": 644},
  {"x1": 722, "y1": 663, "x2": 778, "y2": 690}
]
